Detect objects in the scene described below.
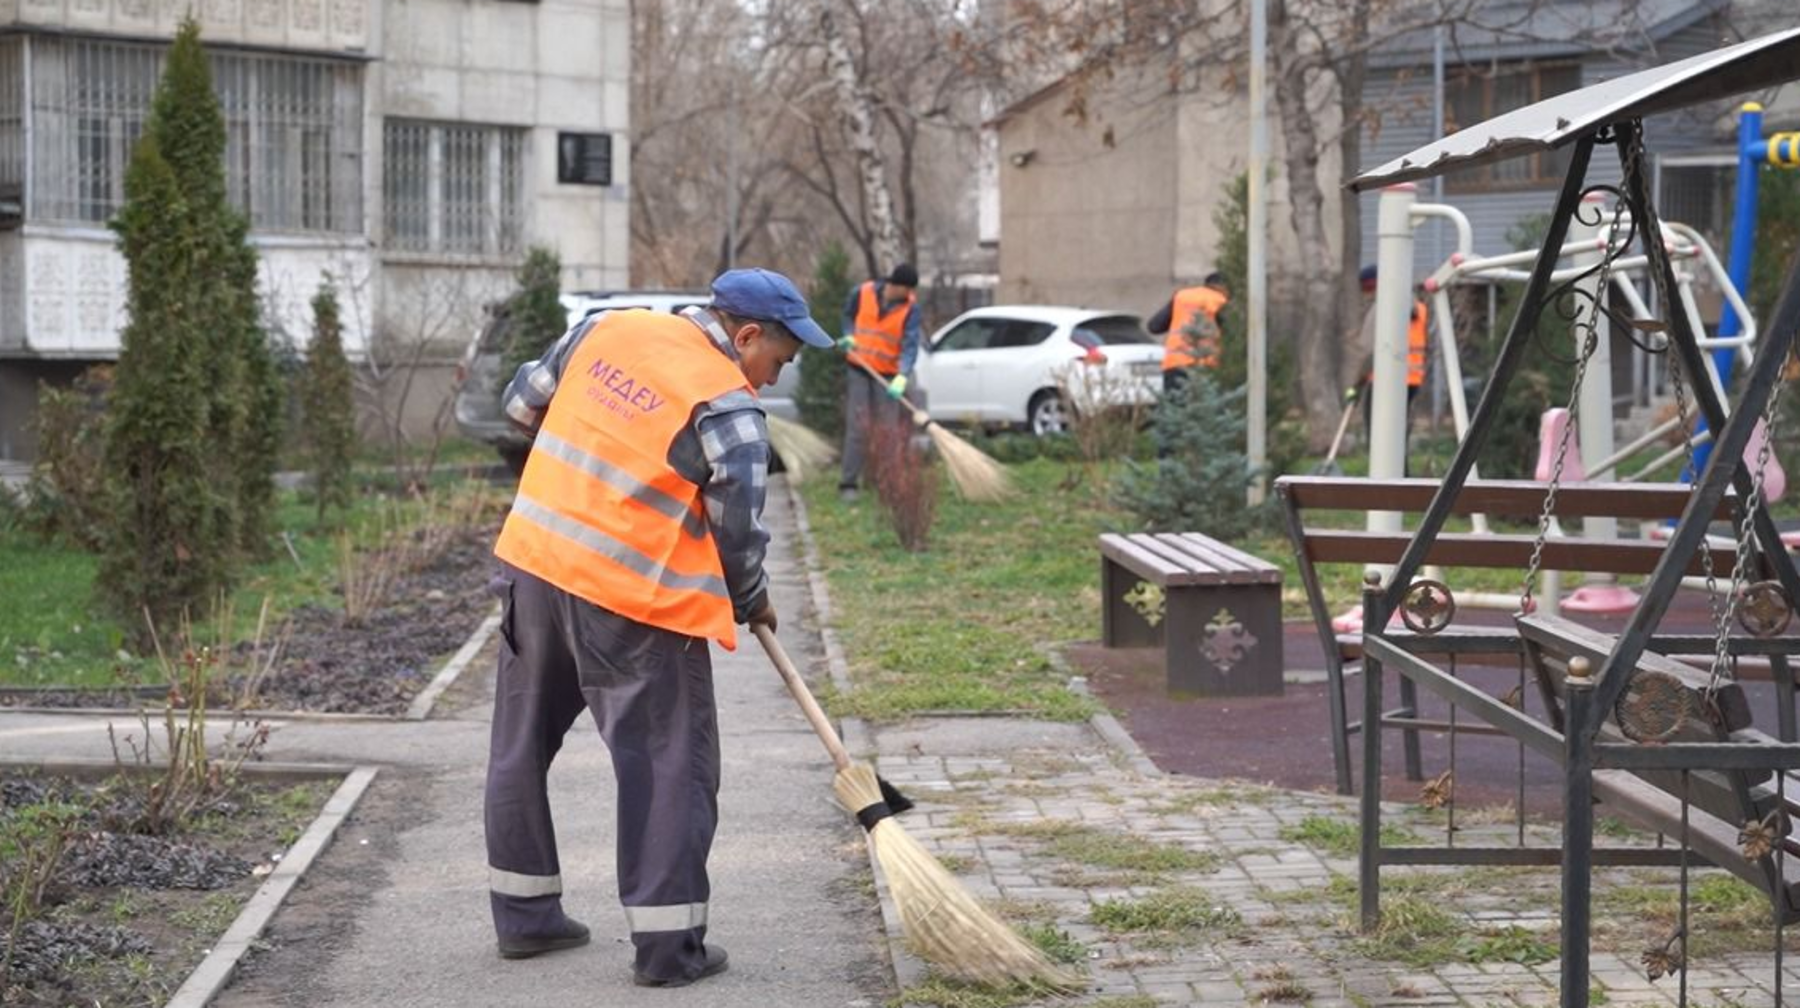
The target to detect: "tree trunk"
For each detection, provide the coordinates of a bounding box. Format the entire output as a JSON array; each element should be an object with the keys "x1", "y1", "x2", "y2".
[
  {"x1": 820, "y1": 2, "x2": 903, "y2": 273},
  {"x1": 1335, "y1": 0, "x2": 1371, "y2": 399},
  {"x1": 1269, "y1": 0, "x2": 1343, "y2": 449}
]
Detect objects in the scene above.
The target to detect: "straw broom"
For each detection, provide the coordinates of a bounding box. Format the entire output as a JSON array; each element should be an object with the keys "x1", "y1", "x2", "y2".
[
  {"x1": 751, "y1": 625, "x2": 1078, "y2": 990},
  {"x1": 765, "y1": 413, "x2": 836, "y2": 483},
  {"x1": 851, "y1": 361, "x2": 1012, "y2": 503}
]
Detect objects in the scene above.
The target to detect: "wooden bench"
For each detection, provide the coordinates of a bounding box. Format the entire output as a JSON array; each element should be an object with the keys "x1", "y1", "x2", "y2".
[
  {"x1": 1272, "y1": 475, "x2": 1783, "y2": 794},
  {"x1": 1098, "y1": 532, "x2": 1283, "y2": 696}
]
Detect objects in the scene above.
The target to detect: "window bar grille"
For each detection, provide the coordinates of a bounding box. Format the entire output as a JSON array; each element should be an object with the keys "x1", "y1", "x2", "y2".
[{"x1": 28, "y1": 38, "x2": 359, "y2": 230}]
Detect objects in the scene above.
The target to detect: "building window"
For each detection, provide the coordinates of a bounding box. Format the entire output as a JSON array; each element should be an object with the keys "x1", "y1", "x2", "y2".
[
  {"x1": 212, "y1": 52, "x2": 364, "y2": 233},
  {"x1": 383, "y1": 119, "x2": 526, "y2": 257},
  {"x1": 26, "y1": 37, "x2": 363, "y2": 231},
  {"x1": 1443, "y1": 61, "x2": 1581, "y2": 193}
]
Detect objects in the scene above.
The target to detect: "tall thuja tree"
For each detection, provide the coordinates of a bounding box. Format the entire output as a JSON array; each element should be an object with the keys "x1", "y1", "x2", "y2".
[
  {"x1": 799, "y1": 242, "x2": 852, "y2": 439},
  {"x1": 147, "y1": 18, "x2": 280, "y2": 556},
  {"x1": 499, "y1": 247, "x2": 566, "y2": 392},
  {"x1": 98, "y1": 135, "x2": 230, "y2": 641},
  {"x1": 300, "y1": 278, "x2": 356, "y2": 523}
]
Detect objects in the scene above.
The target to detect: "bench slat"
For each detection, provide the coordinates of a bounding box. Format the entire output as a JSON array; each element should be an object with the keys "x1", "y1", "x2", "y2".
[
  {"x1": 1175, "y1": 533, "x2": 1281, "y2": 581},
  {"x1": 1516, "y1": 614, "x2": 1754, "y2": 733},
  {"x1": 1100, "y1": 532, "x2": 1277, "y2": 586},
  {"x1": 1136, "y1": 534, "x2": 1246, "y2": 577},
  {"x1": 1148, "y1": 534, "x2": 1253, "y2": 576},
  {"x1": 1302, "y1": 530, "x2": 1734, "y2": 576},
  {"x1": 1098, "y1": 533, "x2": 1192, "y2": 583},
  {"x1": 1277, "y1": 476, "x2": 1736, "y2": 521},
  {"x1": 1149, "y1": 534, "x2": 1277, "y2": 584}
]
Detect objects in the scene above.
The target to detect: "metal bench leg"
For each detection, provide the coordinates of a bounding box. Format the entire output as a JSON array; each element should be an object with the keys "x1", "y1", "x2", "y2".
[
  {"x1": 1560, "y1": 674, "x2": 1596, "y2": 1008},
  {"x1": 1327, "y1": 653, "x2": 1354, "y2": 795},
  {"x1": 1397, "y1": 673, "x2": 1424, "y2": 782},
  {"x1": 1359, "y1": 582, "x2": 1385, "y2": 932},
  {"x1": 1774, "y1": 652, "x2": 1797, "y2": 743}
]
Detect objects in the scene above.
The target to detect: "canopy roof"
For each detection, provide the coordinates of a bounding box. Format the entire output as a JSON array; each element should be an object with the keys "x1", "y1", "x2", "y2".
[{"x1": 1350, "y1": 27, "x2": 1800, "y2": 191}]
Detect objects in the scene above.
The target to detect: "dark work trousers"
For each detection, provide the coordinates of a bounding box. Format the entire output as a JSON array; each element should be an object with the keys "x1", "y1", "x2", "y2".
[
  {"x1": 840, "y1": 366, "x2": 908, "y2": 490},
  {"x1": 484, "y1": 562, "x2": 721, "y2": 983},
  {"x1": 1361, "y1": 384, "x2": 1422, "y2": 477}
]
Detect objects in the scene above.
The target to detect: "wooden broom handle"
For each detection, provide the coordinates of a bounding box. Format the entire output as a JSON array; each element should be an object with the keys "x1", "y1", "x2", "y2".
[
  {"x1": 753, "y1": 624, "x2": 852, "y2": 772},
  {"x1": 851, "y1": 359, "x2": 932, "y2": 428}
]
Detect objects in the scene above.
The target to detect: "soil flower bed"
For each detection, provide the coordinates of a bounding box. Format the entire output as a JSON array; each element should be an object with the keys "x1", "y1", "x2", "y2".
[
  {"x1": 0, "y1": 519, "x2": 502, "y2": 716},
  {"x1": 0, "y1": 769, "x2": 335, "y2": 1006}
]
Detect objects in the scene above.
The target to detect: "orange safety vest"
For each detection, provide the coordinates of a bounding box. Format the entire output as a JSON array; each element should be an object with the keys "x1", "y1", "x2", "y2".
[
  {"x1": 494, "y1": 310, "x2": 752, "y2": 649},
  {"x1": 1407, "y1": 300, "x2": 1428, "y2": 388},
  {"x1": 1163, "y1": 286, "x2": 1227, "y2": 372},
  {"x1": 846, "y1": 280, "x2": 914, "y2": 377}
]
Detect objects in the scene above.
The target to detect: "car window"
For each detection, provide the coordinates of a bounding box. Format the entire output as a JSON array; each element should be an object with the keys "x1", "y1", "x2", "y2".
[
  {"x1": 933, "y1": 318, "x2": 1002, "y2": 352},
  {"x1": 1079, "y1": 314, "x2": 1155, "y2": 345},
  {"x1": 989, "y1": 320, "x2": 1056, "y2": 349},
  {"x1": 476, "y1": 311, "x2": 513, "y2": 354}
]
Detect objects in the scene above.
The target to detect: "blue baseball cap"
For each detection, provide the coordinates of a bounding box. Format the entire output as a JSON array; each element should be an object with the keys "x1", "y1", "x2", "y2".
[{"x1": 709, "y1": 268, "x2": 834, "y2": 349}]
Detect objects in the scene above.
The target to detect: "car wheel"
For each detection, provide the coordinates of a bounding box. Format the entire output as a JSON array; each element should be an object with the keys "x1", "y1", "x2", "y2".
[
  {"x1": 1028, "y1": 390, "x2": 1069, "y2": 436},
  {"x1": 498, "y1": 445, "x2": 531, "y2": 479}
]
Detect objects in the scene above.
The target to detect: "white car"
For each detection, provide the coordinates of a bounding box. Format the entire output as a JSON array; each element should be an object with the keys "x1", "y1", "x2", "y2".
[{"x1": 913, "y1": 306, "x2": 1164, "y2": 435}]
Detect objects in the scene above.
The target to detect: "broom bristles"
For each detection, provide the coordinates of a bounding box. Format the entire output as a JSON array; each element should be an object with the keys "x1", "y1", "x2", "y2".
[
  {"x1": 925, "y1": 426, "x2": 1013, "y2": 503},
  {"x1": 834, "y1": 764, "x2": 1078, "y2": 991},
  {"x1": 766, "y1": 414, "x2": 836, "y2": 483}
]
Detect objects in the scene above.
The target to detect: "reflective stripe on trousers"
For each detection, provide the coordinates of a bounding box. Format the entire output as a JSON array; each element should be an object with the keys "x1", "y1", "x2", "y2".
[
  {"x1": 625, "y1": 902, "x2": 709, "y2": 933},
  {"x1": 490, "y1": 866, "x2": 562, "y2": 898}
]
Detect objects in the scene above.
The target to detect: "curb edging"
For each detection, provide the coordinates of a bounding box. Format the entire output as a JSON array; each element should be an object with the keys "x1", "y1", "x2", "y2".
[
  {"x1": 164, "y1": 764, "x2": 381, "y2": 1008},
  {"x1": 783, "y1": 478, "x2": 929, "y2": 994}
]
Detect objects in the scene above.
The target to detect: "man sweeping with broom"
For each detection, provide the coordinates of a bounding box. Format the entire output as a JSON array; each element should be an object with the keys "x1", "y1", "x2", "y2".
[{"x1": 482, "y1": 267, "x2": 832, "y2": 987}]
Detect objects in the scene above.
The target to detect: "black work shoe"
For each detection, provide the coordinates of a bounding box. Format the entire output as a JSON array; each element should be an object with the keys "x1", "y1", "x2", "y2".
[
  {"x1": 497, "y1": 918, "x2": 591, "y2": 960},
  {"x1": 633, "y1": 945, "x2": 729, "y2": 988}
]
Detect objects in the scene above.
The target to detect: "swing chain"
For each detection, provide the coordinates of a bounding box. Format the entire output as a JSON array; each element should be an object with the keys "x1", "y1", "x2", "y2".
[
  {"x1": 1708, "y1": 363, "x2": 1791, "y2": 690},
  {"x1": 1520, "y1": 198, "x2": 1634, "y2": 613},
  {"x1": 1665, "y1": 348, "x2": 1727, "y2": 637}
]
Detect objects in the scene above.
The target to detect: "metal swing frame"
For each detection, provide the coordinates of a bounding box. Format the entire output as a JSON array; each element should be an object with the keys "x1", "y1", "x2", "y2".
[{"x1": 1346, "y1": 28, "x2": 1800, "y2": 1007}]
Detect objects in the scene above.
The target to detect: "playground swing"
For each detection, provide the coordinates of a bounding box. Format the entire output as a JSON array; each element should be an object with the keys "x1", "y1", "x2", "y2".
[{"x1": 1343, "y1": 41, "x2": 1800, "y2": 997}]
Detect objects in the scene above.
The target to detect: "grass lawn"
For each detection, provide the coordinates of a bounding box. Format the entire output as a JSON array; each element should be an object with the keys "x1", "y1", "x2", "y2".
[
  {"x1": 797, "y1": 459, "x2": 1125, "y2": 721},
  {"x1": 0, "y1": 473, "x2": 503, "y2": 689}
]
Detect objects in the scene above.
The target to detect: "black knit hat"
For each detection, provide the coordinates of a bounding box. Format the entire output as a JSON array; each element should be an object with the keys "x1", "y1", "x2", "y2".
[{"x1": 887, "y1": 263, "x2": 919, "y2": 288}]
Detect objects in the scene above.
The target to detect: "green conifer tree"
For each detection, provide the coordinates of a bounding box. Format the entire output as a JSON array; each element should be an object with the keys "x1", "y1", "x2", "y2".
[
  {"x1": 499, "y1": 247, "x2": 566, "y2": 391},
  {"x1": 300, "y1": 278, "x2": 357, "y2": 522},
  {"x1": 98, "y1": 134, "x2": 231, "y2": 643},
  {"x1": 1112, "y1": 374, "x2": 1265, "y2": 539},
  {"x1": 799, "y1": 242, "x2": 853, "y2": 438},
  {"x1": 147, "y1": 18, "x2": 279, "y2": 557}
]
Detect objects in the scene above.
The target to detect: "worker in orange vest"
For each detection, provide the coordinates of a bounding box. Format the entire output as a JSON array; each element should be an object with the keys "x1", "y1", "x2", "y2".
[
  {"x1": 1346, "y1": 265, "x2": 1429, "y2": 456},
  {"x1": 483, "y1": 268, "x2": 833, "y2": 988},
  {"x1": 1147, "y1": 271, "x2": 1230, "y2": 397},
  {"x1": 836, "y1": 262, "x2": 922, "y2": 502}
]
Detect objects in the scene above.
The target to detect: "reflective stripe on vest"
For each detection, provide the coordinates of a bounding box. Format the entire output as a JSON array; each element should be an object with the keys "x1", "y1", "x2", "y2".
[
  {"x1": 847, "y1": 280, "x2": 913, "y2": 376},
  {"x1": 623, "y1": 902, "x2": 709, "y2": 933},
  {"x1": 493, "y1": 309, "x2": 751, "y2": 648},
  {"x1": 1163, "y1": 286, "x2": 1226, "y2": 372},
  {"x1": 1407, "y1": 300, "x2": 1428, "y2": 388}
]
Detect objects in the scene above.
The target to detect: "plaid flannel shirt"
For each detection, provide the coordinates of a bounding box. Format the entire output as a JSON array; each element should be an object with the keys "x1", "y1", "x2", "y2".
[{"x1": 502, "y1": 306, "x2": 771, "y2": 622}]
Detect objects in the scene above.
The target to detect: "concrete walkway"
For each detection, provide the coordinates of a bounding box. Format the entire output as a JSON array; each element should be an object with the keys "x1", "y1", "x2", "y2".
[
  {"x1": 3, "y1": 478, "x2": 1797, "y2": 1006},
  {"x1": 0, "y1": 484, "x2": 890, "y2": 1007}
]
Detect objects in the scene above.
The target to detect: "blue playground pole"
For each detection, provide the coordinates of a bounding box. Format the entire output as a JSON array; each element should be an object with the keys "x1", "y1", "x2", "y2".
[{"x1": 1687, "y1": 103, "x2": 1800, "y2": 481}]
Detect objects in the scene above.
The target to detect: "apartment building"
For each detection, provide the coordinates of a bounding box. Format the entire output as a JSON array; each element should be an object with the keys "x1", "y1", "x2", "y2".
[{"x1": 0, "y1": 0, "x2": 629, "y2": 458}]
